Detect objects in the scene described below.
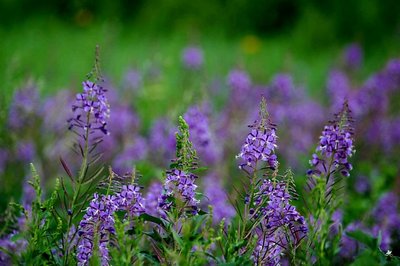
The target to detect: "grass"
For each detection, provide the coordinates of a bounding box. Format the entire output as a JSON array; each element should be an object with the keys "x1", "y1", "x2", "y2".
[{"x1": 0, "y1": 17, "x2": 399, "y2": 127}]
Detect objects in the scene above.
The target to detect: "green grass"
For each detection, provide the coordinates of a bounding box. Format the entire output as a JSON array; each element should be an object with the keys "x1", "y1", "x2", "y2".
[{"x1": 0, "y1": 17, "x2": 399, "y2": 124}]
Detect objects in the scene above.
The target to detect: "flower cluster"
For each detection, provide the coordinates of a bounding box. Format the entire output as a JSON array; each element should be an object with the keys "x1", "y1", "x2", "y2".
[
  {"x1": 159, "y1": 169, "x2": 199, "y2": 214},
  {"x1": 184, "y1": 106, "x2": 221, "y2": 165},
  {"x1": 117, "y1": 184, "x2": 146, "y2": 217},
  {"x1": 309, "y1": 103, "x2": 354, "y2": 177},
  {"x1": 252, "y1": 180, "x2": 307, "y2": 264},
  {"x1": 77, "y1": 194, "x2": 118, "y2": 266},
  {"x1": 236, "y1": 125, "x2": 278, "y2": 172},
  {"x1": 68, "y1": 81, "x2": 110, "y2": 135},
  {"x1": 144, "y1": 182, "x2": 164, "y2": 217},
  {"x1": 181, "y1": 46, "x2": 204, "y2": 70},
  {"x1": 202, "y1": 174, "x2": 235, "y2": 224}
]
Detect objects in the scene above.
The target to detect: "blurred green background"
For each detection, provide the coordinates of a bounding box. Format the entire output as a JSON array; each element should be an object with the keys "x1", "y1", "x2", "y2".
[{"x1": 1, "y1": 0, "x2": 400, "y2": 119}]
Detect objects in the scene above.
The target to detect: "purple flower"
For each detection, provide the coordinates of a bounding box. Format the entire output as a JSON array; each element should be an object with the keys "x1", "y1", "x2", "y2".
[
  {"x1": 159, "y1": 169, "x2": 199, "y2": 214},
  {"x1": 112, "y1": 136, "x2": 148, "y2": 174},
  {"x1": 8, "y1": 85, "x2": 41, "y2": 131},
  {"x1": 252, "y1": 180, "x2": 307, "y2": 264},
  {"x1": 43, "y1": 89, "x2": 75, "y2": 134},
  {"x1": 236, "y1": 120, "x2": 278, "y2": 172},
  {"x1": 181, "y1": 46, "x2": 204, "y2": 70},
  {"x1": 343, "y1": 43, "x2": 363, "y2": 70},
  {"x1": 184, "y1": 106, "x2": 221, "y2": 165},
  {"x1": 0, "y1": 232, "x2": 28, "y2": 264},
  {"x1": 117, "y1": 184, "x2": 146, "y2": 217},
  {"x1": 202, "y1": 174, "x2": 235, "y2": 224},
  {"x1": 327, "y1": 70, "x2": 351, "y2": 110},
  {"x1": 148, "y1": 118, "x2": 177, "y2": 164},
  {"x1": 370, "y1": 192, "x2": 400, "y2": 251},
  {"x1": 340, "y1": 222, "x2": 365, "y2": 259},
  {"x1": 123, "y1": 69, "x2": 143, "y2": 90},
  {"x1": 144, "y1": 181, "x2": 164, "y2": 217},
  {"x1": 16, "y1": 141, "x2": 35, "y2": 162},
  {"x1": 308, "y1": 102, "x2": 354, "y2": 178},
  {"x1": 354, "y1": 175, "x2": 370, "y2": 194},
  {"x1": 227, "y1": 69, "x2": 251, "y2": 93},
  {"x1": 68, "y1": 80, "x2": 110, "y2": 136},
  {"x1": 77, "y1": 193, "x2": 118, "y2": 266}
]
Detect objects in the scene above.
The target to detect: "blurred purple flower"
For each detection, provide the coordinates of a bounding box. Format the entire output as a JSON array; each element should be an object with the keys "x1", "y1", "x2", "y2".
[
  {"x1": 43, "y1": 89, "x2": 75, "y2": 134},
  {"x1": 202, "y1": 174, "x2": 235, "y2": 224},
  {"x1": 227, "y1": 69, "x2": 251, "y2": 93},
  {"x1": 149, "y1": 118, "x2": 177, "y2": 164},
  {"x1": 144, "y1": 181, "x2": 164, "y2": 217},
  {"x1": 343, "y1": 43, "x2": 363, "y2": 70},
  {"x1": 16, "y1": 141, "x2": 35, "y2": 162},
  {"x1": 8, "y1": 85, "x2": 41, "y2": 131},
  {"x1": 123, "y1": 69, "x2": 143, "y2": 90},
  {"x1": 184, "y1": 106, "x2": 221, "y2": 165},
  {"x1": 181, "y1": 46, "x2": 204, "y2": 70},
  {"x1": 112, "y1": 136, "x2": 148, "y2": 175},
  {"x1": 354, "y1": 175, "x2": 370, "y2": 194},
  {"x1": 340, "y1": 222, "x2": 364, "y2": 259}
]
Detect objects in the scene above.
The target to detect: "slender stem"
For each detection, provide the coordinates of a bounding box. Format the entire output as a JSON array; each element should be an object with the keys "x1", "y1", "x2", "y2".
[{"x1": 64, "y1": 112, "x2": 91, "y2": 264}]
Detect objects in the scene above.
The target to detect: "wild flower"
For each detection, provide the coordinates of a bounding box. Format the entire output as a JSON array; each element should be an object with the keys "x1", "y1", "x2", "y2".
[
  {"x1": 181, "y1": 46, "x2": 204, "y2": 70},
  {"x1": 68, "y1": 80, "x2": 110, "y2": 136},
  {"x1": 252, "y1": 180, "x2": 307, "y2": 264},
  {"x1": 308, "y1": 101, "x2": 355, "y2": 178},
  {"x1": 343, "y1": 43, "x2": 363, "y2": 70},
  {"x1": 184, "y1": 105, "x2": 221, "y2": 165},
  {"x1": 202, "y1": 173, "x2": 235, "y2": 224},
  {"x1": 77, "y1": 193, "x2": 118, "y2": 266},
  {"x1": 236, "y1": 101, "x2": 278, "y2": 173},
  {"x1": 117, "y1": 184, "x2": 146, "y2": 217},
  {"x1": 158, "y1": 117, "x2": 200, "y2": 216},
  {"x1": 144, "y1": 181, "x2": 164, "y2": 217}
]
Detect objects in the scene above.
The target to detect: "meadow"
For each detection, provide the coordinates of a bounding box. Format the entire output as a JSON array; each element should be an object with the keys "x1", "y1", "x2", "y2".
[{"x1": 0, "y1": 17, "x2": 400, "y2": 265}]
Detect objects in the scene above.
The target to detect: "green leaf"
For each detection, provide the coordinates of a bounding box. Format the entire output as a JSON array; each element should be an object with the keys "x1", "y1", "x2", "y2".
[{"x1": 346, "y1": 230, "x2": 378, "y2": 250}]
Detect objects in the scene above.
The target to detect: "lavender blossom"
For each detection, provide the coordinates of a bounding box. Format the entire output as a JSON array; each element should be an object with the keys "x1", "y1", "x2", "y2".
[
  {"x1": 8, "y1": 85, "x2": 41, "y2": 131},
  {"x1": 340, "y1": 222, "x2": 365, "y2": 259},
  {"x1": 144, "y1": 181, "x2": 164, "y2": 217},
  {"x1": 236, "y1": 118, "x2": 278, "y2": 172},
  {"x1": 16, "y1": 141, "x2": 35, "y2": 162},
  {"x1": 77, "y1": 194, "x2": 118, "y2": 266},
  {"x1": 202, "y1": 174, "x2": 235, "y2": 224},
  {"x1": 252, "y1": 180, "x2": 307, "y2": 264},
  {"x1": 184, "y1": 106, "x2": 221, "y2": 165},
  {"x1": 370, "y1": 192, "x2": 400, "y2": 251},
  {"x1": 343, "y1": 43, "x2": 363, "y2": 70},
  {"x1": 159, "y1": 169, "x2": 199, "y2": 214},
  {"x1": 68, "y1": 80, "x2": 110, "y2": 136},
  {"x1": 0, "y1": 232, "x2": 28, "y2": 264},
  {"x1": 123, "y1": 69, "x2": 143, "y2": 90},
  {"x1": 149, "y1": 118, "x2": 177, "y2": 164},
  {"x1": 117, "y1": 184, "x2": 146, "y2": 217},
  {"x1": 308, "y1": 102, "x2": 354, "y2": 178},
  {"x1": 181, "y1": 46, "x2": 204, "y2": 70},
  {"x1": 227, "y1": 69, "x2": 251, "y2": 93},
  {"x1": 112, "y1": 136, "x2": 148, "y2": 174}
]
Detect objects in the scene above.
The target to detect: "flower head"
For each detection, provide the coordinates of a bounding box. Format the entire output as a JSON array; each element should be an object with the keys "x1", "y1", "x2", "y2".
[
  {"x1": 237, "y1": 98, "x2": 278, "y2": 172},
  {"x1": 77, "y1": 193, "x2": 118, "y2": 266},
  {"x1": 68, "y1": 80, "x2": 110, "y2": 135},
  {"x1": 181, "y1": 46, "x2": 204, "y2": 70}
]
